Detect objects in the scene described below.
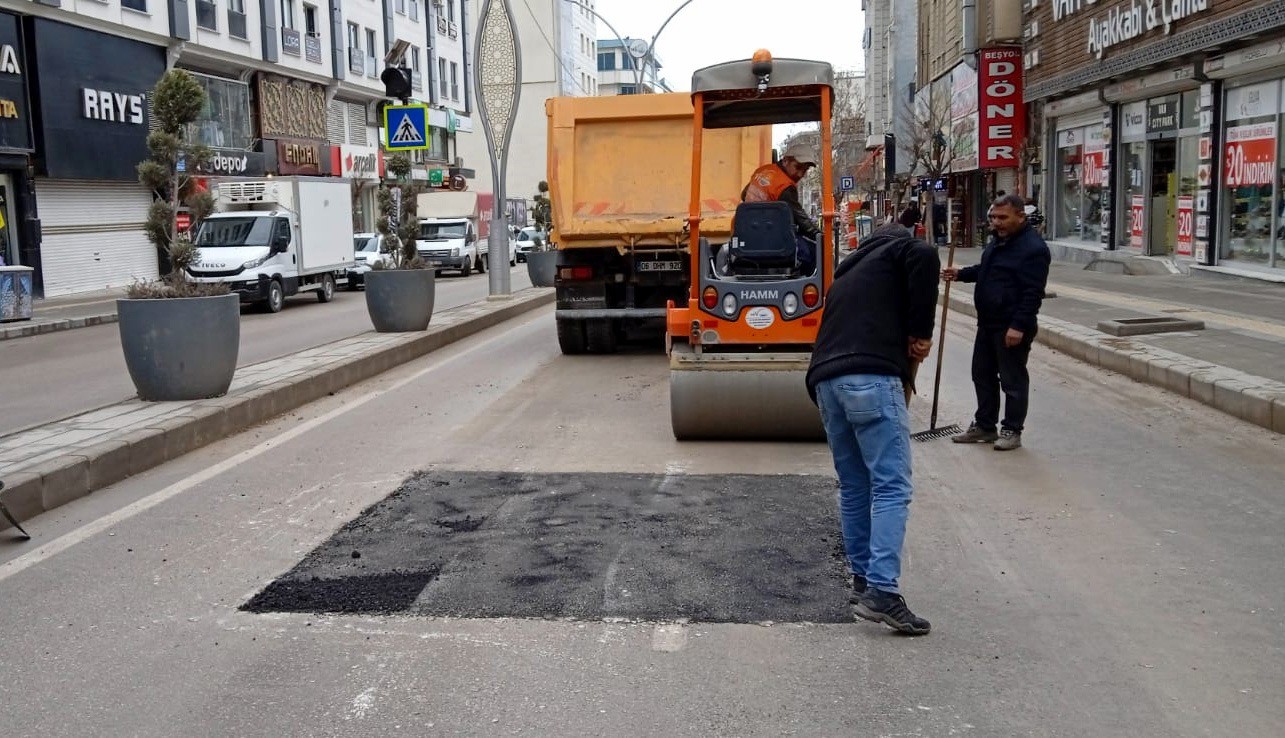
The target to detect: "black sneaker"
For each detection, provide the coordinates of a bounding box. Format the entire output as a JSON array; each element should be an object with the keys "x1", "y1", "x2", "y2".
[
  {"x1": 848, "y1": 574, "x2": 867, "y2": 604},
  {"x1": 854, "y1": 589, "x2": 931, "y2": 635}
]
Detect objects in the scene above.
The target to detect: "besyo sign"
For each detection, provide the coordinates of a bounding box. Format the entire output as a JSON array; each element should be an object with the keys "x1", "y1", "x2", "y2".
[{"x1": 978, "y1": 47, "x2": 1025, "y2": 169}]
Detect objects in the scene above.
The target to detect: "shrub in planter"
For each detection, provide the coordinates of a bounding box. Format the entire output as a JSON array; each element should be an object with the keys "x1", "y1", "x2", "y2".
[{"x1": 365, "y1": 154, "x2": 436, "y2": 332}]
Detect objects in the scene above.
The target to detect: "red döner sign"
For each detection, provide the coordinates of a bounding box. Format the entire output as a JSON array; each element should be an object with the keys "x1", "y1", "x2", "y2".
[{"x1": 979, "y1": 48, "x2": 1025, "y2": 169}]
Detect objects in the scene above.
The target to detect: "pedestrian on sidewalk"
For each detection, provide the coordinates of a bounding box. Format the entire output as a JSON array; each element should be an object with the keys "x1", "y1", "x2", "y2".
[
  {"x1": 942, "y1": 194, "x2": 1051, "y2": 450},
  {"x1": 806, "y1": 206, "x2": 940, "y2": 636}
]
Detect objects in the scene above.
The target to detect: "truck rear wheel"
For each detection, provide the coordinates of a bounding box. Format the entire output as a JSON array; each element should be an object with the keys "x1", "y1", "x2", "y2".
[
  {"x1": 317, "y1": 274, "x2": 335, "y2": 302},
  {"x1": 586, "y1": 319, "x2": 618, "y2": 354},
  {"x1": 265, "y1": 279, "x2": 284, "y2": 313},
  {"x1": 556, "y1": 317, "x2": 587, "y2": 354}
]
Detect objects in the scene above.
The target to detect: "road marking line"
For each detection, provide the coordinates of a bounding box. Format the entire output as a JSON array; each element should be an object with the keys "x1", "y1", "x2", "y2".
[{"x1": 0, "y1": 314, "x2": 544, "y2": 584}]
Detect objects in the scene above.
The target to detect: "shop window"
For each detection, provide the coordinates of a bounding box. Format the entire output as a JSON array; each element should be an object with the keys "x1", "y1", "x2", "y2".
[
  {"x1": 187, "y1": 74, "x2": 253, "y2": 150},
  {"x1": 1054, "y1": 125, "x2": 1103, "y2": 243},
  {"x1": 1221, "y1": 81, "x2": 1281, "y2": 268}
]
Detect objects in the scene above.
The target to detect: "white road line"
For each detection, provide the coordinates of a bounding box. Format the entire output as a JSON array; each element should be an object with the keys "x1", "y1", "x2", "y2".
[{"x1": 0, "y1": 313, "x2": 544, "y2": 584}]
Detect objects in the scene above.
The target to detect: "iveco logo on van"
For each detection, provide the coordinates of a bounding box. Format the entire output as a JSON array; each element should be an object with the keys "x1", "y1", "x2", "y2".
[{"x1": 740, "y1": 289, "x2": 780, "y2": 301}]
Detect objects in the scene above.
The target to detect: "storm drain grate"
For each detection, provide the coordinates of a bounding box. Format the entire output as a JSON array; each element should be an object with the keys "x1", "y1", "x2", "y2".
[
  {"x1": 1097, "y1": 316, "x2": 1206, "y2": 336},
  {"x1": 241, "y1": 471, "x2": 852, "y2": 623}
]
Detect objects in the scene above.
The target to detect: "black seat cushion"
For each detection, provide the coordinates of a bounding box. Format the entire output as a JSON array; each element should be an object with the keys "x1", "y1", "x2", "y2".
[{"x1": 730, "y1": 201, "x2": 796, "y2": 267}]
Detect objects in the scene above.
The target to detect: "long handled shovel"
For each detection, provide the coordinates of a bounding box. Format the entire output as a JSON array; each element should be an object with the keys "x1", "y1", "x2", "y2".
[{"x1": 911, "y1": 239, "x2": 963, "y2": 442}]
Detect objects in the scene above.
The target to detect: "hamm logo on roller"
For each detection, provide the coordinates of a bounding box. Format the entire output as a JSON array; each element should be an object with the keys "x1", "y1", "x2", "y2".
[{"x1": 740, "y1": 289, "x2": 780, "y2": 301}]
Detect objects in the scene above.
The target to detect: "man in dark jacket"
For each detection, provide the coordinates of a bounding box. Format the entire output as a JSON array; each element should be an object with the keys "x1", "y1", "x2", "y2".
[
  {"x1": 805, "y1": 211, "x2": 940, "y2": 636},
  {"x1": 942, "y1": 194, "x2": 1051, "y2": 450}
]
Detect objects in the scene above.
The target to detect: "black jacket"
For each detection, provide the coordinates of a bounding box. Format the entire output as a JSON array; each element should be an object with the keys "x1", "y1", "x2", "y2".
[
  {"x1": 956, "y1": 224, "x2": 1051, "y2": 332},
  {"x1": 805, "y1": 224, "x2": 940, "y2": 402}
]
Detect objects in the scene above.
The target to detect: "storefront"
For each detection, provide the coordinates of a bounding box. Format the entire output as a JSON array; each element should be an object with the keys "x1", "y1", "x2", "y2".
[
  {"x1": 27, "y1": 18, "x2": 164, "y2": 297},
  {"x1": 331, "y1": 143, "x2": 384, "y2": 231},
  {"x1": 1024, "y1": 0, "x2": 1283, "y2": 273},
  {"x1": 254, "y1": 73, "x2": 332, "y2": 178},
  {"x1": 0, "y1": 10, "x2": 35, "y2": 275}
]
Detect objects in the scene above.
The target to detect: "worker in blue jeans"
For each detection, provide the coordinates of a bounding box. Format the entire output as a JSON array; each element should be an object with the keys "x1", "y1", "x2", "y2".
[{"x1": 806, "y1": 208, "x2": 939, "y2": 635}]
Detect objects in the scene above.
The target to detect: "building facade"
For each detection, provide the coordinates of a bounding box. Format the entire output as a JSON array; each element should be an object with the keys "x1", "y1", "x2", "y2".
[
  {"x1": 1025, "y1": 0, "x2": 1285, "y2": 276},
  {"x1": 453, "y1": 0, "x2": 597, "y2": 220},
  {"x1": 595, "y1": 38, "x2": 668, "y2": 96},
  {"x1": 0, "y1": 0, "x2": 475, "y2": 298}
]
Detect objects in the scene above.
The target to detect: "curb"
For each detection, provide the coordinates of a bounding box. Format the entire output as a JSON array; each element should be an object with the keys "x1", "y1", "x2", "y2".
[
  {"x1": 944, "y1": 292, "x2": 1285, "y2": 435},
  {"x1": 1, "y1": 313, "x2": 119, "y2": 341},
  {"x1": 0, "y1": 291, "x2": 554, "y2": 530}
]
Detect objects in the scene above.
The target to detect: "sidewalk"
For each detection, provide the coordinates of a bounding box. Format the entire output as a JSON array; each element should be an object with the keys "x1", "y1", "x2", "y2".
[
  {"x1": 946, "y1": 246, "x2": 1285, "y2": 433},
  {"x1": 0, "y1": 287, "x2": 124, "y2": 341},
  {"x1": 0, "y1": 289, "x2": 554, "y2": 531}
]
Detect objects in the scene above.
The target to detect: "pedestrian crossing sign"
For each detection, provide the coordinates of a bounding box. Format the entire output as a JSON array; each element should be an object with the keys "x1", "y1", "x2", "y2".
[{"x1": 383, "y1": 104, "x2": 429, "y2": 151}]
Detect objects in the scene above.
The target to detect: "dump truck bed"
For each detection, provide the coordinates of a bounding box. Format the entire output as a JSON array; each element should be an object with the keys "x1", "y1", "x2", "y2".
[{"x1": 546, "y1": 93, "x2": 771, "y2": 249}]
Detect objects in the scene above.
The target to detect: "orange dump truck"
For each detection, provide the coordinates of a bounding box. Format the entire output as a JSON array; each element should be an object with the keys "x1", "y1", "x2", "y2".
[{"x1": 545, "y1": 93, "x2": 771, "y2": 354}]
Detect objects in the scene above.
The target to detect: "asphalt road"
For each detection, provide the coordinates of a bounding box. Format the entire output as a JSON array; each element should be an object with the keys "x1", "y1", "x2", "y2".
[
  {"x1": 0, "y1": 309, "x2": 1281, "y2": 736},
  {"x1": 0, "y1": 265, "x2": 531, "y2": 435}
]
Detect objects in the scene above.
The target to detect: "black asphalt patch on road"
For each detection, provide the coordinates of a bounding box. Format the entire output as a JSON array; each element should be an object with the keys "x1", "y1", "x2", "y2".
[{"x1": 242, "y1": 471, "x2": 851, "y2": 623}]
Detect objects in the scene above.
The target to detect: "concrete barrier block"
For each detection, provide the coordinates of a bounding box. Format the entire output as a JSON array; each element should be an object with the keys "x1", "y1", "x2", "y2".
[
  {"x1": 81, "y1": 438, "x2": 133, "y2": 490},
  {"x1": 1214, "y1": 379, "x2": 1270, "y2": 428},
  {"x1": 1160, "y1": 363, "x2": 1192, "y2": 397},
  {"x1": 125, "y1": 427, "x2": 169, "y2": 475},
  {"x1": 35, "y1": 455, "x2": 91, "y2": 510},
  {"x1": 1098, "y1": 345, "x2": 1134, "y2": 376},
  {"x1": 1068, "y1": 337, "x2": 1101, "y2": 366},
  {"x1": 1273, "y1": 396, "x2": 1285, "y2": 435},
  {"x1": 0, "y1": 471, "x2": 44, "y2": 530},
  {"x1": 1125, "y1": 351, "x2": 1152, "y2": 383},
  {"x1": 1188, "y1": 370, "x2": 1219, "y2": 406}
]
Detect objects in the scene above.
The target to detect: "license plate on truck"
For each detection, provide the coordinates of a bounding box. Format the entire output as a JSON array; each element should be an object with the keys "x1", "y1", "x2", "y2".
[{"x1": 638, "y1": 260, "x2": 682, "y2": 272}]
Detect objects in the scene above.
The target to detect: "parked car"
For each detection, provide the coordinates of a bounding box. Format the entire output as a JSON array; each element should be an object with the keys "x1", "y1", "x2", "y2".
[
  {"x1": 512, "y1": 228, "x2": 547, "y2": 263},
  {"x1": 346, "y1": 232, "x2": 389, "y2": 289}
]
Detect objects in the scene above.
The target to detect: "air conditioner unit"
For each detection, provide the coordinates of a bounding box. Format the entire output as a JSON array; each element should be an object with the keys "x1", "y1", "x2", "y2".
[
  {"x1": 437, "y1": 16, "x2": 447, "y2": 33},
  {"x1": 454, "y1": 156, "x2": 464, "y2": 168}
]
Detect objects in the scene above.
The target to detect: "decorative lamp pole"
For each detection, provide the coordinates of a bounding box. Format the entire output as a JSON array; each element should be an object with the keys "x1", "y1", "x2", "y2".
[{"x1": 475, "y1": 0, "x2": 522, "y2": 296}]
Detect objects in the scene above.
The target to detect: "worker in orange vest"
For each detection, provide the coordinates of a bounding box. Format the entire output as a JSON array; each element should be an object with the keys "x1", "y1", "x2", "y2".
[{"x1": 742, "y1": 141, "x2": 822, "y2": 274}]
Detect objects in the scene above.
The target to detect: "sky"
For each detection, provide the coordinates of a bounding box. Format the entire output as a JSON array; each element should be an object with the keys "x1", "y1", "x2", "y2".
[{"x1": 590, "y1": 0, "x2": 865, "y2": 90}]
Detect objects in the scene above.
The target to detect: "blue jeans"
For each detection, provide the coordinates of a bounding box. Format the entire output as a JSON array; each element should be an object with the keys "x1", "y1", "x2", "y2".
[{"x1": 815, "y1": 374, "x2": 914, "y2": 594}]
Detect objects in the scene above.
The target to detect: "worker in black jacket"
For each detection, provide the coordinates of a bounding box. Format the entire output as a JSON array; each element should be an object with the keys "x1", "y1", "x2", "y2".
[
  {"x1": 942, "y1": 194, "x2": 1052, "y2": 451},
  {"x1": 805, "y1": 207, "x2": 940, "y2": 636}
]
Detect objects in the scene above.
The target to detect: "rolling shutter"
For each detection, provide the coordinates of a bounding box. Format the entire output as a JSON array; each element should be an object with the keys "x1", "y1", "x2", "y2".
[{"x1": 36, "y1": 180, "x2": 157, "y2": 297}]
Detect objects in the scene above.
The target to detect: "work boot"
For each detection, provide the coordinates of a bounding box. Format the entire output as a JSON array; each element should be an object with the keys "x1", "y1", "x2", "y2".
[
  {"x1": 994, "y1": 429, "x2": 1022, "y2": 451},
  {"x1": 854, "y1": 589, "x2": 931, "y2": 635},
  {"x1": 848, "y1": 574, "x2": 867, "y2": 604},
  {"x1": 951, "y1": 423, "x2": 998, "y2": 444}
]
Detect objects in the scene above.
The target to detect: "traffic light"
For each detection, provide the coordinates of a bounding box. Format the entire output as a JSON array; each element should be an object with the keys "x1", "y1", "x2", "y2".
[{"x1": 380, "y1": 66, "x2": 413, "y2": 102}]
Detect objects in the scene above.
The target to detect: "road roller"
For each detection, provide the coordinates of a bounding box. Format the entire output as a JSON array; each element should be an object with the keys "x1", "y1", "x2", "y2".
[{"x1": 666, "y1": 51, "x2": 835, "y2": 441}]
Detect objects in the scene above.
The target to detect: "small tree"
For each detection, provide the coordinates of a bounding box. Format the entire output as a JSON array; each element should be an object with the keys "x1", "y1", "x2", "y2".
[
  {"x1": 373, "y1": 153, "x2": 426, "y2": 269},
  {"x1": 132, "y1": 69, "x2": 221, "y2": 297},
  {"x1": 529, "y1": 181, "x2": 553, "y2": 251},
  {"x1": 900, "y1": 93, "x2": 959, "y2": 244}
]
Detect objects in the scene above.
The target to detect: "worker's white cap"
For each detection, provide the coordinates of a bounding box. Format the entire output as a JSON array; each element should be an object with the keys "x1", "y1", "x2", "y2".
[{"x1": 782, "y1": 142, "x2": 818, "y2": 166}]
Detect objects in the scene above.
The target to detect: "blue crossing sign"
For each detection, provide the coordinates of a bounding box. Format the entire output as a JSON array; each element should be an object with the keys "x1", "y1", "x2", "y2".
[
  {"x1": 839, "y1": 175, "x2": 855, "y2": 192},
  {"x1": 383, "y1": 104, "x2": 429, "y2": 151}
]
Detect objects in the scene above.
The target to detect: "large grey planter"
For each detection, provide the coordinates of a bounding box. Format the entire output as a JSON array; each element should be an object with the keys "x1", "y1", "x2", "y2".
[
  {"x1": 526, "y1": 250, "x2": 557, "y2": 287},
  {"x1": 365, "y1": 268, "x2": 436, "y2": 332},
  {"x1": 117, "y1": 293, "x2": 241, "y2": 401}
]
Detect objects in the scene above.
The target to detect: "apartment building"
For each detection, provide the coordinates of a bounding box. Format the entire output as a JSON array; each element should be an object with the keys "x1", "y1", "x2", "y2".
[
  {"x1": 596, "y1": 38, "x2": 669, "y2": 96},
  {"x1": 453, "y1": 0, "x2": 597, "y2": 217},
  {"x1": 860, "y1": 0, "x2": 917, "y2": 212},
  {"x1": 0, "y1": 0, "x2": 473, "y2": 297}
]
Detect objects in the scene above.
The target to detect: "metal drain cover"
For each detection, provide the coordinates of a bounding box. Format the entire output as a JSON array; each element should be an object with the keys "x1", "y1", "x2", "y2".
[{"x1": 1096, "y1": 316, "x2": 1206, "y2": 336}]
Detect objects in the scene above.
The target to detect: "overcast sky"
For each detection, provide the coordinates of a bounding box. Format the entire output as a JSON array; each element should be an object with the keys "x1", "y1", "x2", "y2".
[{"x1": 590, "y1": 0, "x2": 865, "y2": 89}]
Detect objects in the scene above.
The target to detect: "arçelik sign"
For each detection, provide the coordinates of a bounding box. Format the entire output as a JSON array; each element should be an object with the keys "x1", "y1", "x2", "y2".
[{"x1": 977, "y1": 48, "x2": 1025, "y2": 169}]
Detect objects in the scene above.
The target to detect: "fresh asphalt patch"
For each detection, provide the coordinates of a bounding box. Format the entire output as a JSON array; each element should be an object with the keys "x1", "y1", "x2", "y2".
[{"x1": 242, "y1": 471, "x2": 851, "y2": 623}]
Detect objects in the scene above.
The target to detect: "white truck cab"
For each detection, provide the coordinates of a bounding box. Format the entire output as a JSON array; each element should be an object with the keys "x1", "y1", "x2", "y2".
[
  {"x1": 189, "y1": 178, "x2": 355, "y2": 312},
  {"x1": 415, "y1": 191, "x2": 489, "y2": 276}
]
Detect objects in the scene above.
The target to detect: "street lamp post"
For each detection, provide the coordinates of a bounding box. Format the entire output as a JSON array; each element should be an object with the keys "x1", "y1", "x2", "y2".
[{"x1": 474, "y1": 0, "x2": 522, "y2": 296}]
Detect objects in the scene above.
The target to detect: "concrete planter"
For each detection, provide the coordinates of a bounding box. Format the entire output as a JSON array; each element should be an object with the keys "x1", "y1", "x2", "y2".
[
  {"x1": 526, "y1": 250, "x2": 557, "y2": 287},
  {"x1": 117, "y1": 293, "x2": 240, "y2": 401},
  {"x1": 365, "y1": 268, "x2": 436, "y2": 332}
]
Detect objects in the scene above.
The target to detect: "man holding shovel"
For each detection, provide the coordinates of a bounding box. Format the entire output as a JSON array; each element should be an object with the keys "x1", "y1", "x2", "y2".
[
  {"x1": 942, "y1": 194, "x2": 1051, "y2": 450},
  {"x1": 806, "y1": 206, "x2": 940, "y2": 635}
]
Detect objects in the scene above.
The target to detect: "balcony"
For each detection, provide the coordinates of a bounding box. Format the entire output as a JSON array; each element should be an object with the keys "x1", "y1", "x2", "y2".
[
  {"x1": 305, "y1": 34, "x2": 322, "y2": 64},
  {"x1": 282, "y1": 28, "x2": 302, "y2": 56},
  {"x1": 227, "y1": 9, "x2": 247, "y2": 39},
  {"x1": 196, "y1": 0, "x2": 217, "y2": 30},
  {"x1": 348, "y1": 49, "x2": 365, "y2": 76}
]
